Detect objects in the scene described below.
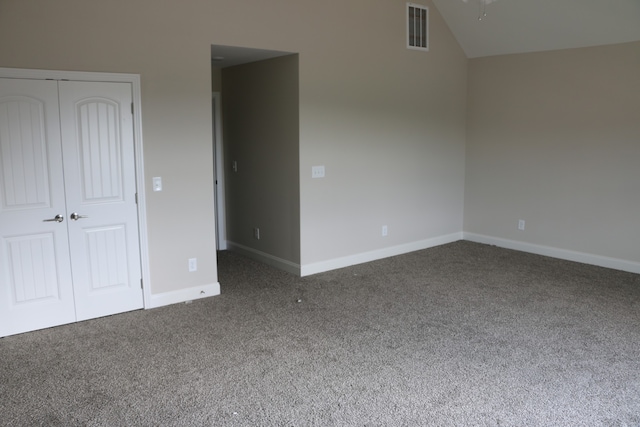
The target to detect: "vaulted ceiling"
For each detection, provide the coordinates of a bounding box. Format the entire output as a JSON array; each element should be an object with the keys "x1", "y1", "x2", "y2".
[
  {"x1": 211, "y1": 1, "x2": 640, "y2": 67},
  {"x1": 432, "y1": 0, "x2": 640, "y2": 58}
]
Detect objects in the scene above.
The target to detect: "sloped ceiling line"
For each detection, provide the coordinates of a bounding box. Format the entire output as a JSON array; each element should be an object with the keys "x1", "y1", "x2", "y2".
[{"x1": 432, "y1": 0, "x2": 640, "y2": 58}]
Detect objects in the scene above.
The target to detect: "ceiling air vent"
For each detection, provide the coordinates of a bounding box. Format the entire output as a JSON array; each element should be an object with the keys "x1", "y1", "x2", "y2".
[{"x1": 407, "y1": 3, "x2": 428, "y2": 51}]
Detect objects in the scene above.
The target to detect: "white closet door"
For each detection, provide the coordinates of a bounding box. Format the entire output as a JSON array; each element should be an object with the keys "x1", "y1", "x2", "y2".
[
  {"x1": 58, "y1": 81, "x2": 143, "y2": 321},
  {"x1": 0, "y1": 78, "x2": 75, "y2": 337},
  {"x1": 1, "y1": 78, "x2": 144, "y2": 337}
]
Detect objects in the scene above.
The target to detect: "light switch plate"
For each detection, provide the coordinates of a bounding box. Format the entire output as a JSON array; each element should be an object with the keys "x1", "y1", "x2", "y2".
[
  {"x1": 152, "y1": 177, "x2": 162, "y2": 192},
  {"x1": 312, "y1": 165, "x2": 325, "y2": 178}
]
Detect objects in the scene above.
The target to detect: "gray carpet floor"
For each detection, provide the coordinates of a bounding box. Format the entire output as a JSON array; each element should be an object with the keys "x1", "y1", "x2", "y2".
[{"x1": 1, "y1": 241, "x2": 639, "y2": 426}]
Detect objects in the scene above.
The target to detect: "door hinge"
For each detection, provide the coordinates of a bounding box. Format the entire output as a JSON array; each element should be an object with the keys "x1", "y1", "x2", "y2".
[
  {"x1": 131, "y1": 102, "x2": 134, "y2": 115},
  {"x1": 135, "y1": 192, "x2": 138, "y2": 204},
  {"x1": 140, "y1": 278, "x2": 143, "y2": 289}
]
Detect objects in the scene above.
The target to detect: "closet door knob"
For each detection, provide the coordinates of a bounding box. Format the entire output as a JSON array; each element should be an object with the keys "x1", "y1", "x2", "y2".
[
  {"x1": 43, "y1": 214, "x2": 64, "y2": 223},
  {"x1": 70, "y1": 212, "x2": 88, "y2": 221}
]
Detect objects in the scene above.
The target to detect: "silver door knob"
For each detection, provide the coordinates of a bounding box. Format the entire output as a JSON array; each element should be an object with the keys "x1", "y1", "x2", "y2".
[
  {"x1": 43, "y1": 214, "x2": 64, "y2": 223},
  {"x1": 70, "y1": 212, "x2": 88, "y2": 221}
]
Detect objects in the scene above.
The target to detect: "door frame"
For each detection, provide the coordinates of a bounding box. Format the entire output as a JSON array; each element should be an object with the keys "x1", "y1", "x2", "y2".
[
  {"x1": 0, "y1": 67, "x2": 151, "y2": 309},
  {"x1": 212, "y1": 91, "x2": 227, "y2": 250}
]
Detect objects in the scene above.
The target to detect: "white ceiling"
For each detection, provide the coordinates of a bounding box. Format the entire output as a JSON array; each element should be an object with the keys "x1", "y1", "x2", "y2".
[{"x1": 432, "y1": 0, "x2": 640, "y2": 58}]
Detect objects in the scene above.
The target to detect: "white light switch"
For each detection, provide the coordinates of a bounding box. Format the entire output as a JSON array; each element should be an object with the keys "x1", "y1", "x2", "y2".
[
  {"x1": 312, "y1": 165, "x2": 325, "y2": 178},
  {"x1": 152, "y1": 177, "x2": 162, "y2": 192}
]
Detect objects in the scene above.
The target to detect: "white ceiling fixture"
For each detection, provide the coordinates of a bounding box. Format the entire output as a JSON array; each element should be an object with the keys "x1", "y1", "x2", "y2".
[
  {"x1": 433, "y1": 0, "x2": 640, "y2": 58},
  {"x1": 462, "y1": 0, "x2": 499, "y2": 21}
]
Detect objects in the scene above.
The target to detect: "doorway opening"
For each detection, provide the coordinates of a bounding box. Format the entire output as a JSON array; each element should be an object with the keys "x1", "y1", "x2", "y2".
[{"x1": 210, "y1": 44, "x2": 301, "y2": 275}]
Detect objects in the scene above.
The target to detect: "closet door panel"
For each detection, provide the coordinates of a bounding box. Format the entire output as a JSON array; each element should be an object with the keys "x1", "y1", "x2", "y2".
[
  {"x1": 58, "y1": 81, "x2": 143, "y2": 321},
  {"x1": 0, "y1": 78, "x2": 75, "y2": 337}
]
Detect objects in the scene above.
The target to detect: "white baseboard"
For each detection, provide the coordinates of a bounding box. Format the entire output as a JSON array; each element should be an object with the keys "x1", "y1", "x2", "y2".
[
  {"x1": 300, "y1": 232, "x2": 464, "y2": 276},
  {"x1": 145, "y1": 282, "x2": 221, "y2": 309},
  {"x1": 463, "y1": 232, "x2": 640, "y2": 275},
  {"x1": 224, "y1": 232, "x2": 639, "y2": 278},
  {"x1": 226, "y1": 242, "x2": 301, "y2": 276}
]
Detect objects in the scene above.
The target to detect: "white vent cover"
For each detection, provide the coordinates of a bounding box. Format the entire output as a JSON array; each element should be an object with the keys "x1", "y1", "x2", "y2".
[{"x1": 407, "y1": 3, "x2": 428, "y2": 51}]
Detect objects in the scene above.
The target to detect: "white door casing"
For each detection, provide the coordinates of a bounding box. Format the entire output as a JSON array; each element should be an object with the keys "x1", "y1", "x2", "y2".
[
  {"x1": 212, "y1": 92, "x2": 227, "y2": 251},
  {"x1": 0, "y1": 76, "x2": 145, "y2": 337}
]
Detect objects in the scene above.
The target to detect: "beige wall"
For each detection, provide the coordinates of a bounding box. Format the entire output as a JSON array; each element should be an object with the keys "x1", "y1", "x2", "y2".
[
  {"x1": 299, "y1": 2, "x2": 468, "y2": 266},
  {"x1": 0, "y1": 1, "x2": 221, "y2": 296},
  {"x1": 222, "y1": 55, "x2": 300, "y2": 265},
  {"x1": 1, "y1": 0, "x2": 634, "y2": 296},
  {"x1": 0, "y1": 0, "x2": 467, "y2": 294},
  {"x1": 465, "y1": 41, "x2": 640, "y2": 263},
  {"x1": 212, "y1": 67, "x2": 222, "y2": 93}
]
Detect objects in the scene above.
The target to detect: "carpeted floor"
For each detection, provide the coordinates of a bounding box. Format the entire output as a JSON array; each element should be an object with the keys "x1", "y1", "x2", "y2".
[{"x1": 1, "y1": 241, "x2": 639, "y2": 426}]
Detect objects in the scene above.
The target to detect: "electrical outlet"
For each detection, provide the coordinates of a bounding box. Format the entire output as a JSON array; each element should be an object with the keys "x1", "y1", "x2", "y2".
[
  {"x1": 518, "y1": 219, "x2": 525, "y2": 231},
  {"x1": 188, "y1": 258, "x2": 197, "y2": 272},
  {"x1": 254, "y1": 227, "x2": 260, "y2": 240},
  {"x1": 382, "y1": 225, "x2": 388, "y2": 236}
]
